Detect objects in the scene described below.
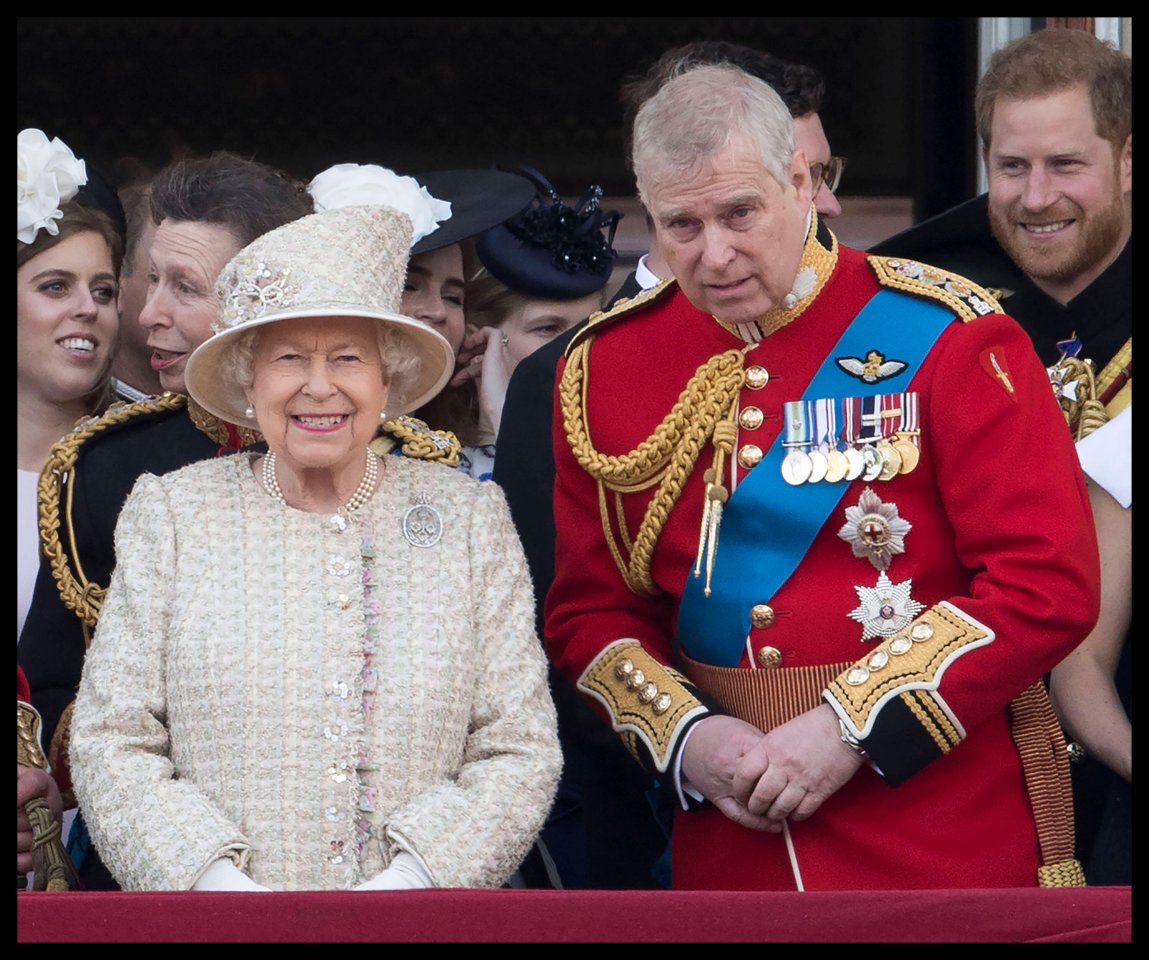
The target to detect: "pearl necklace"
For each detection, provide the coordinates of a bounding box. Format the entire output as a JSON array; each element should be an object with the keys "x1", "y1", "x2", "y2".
[{"x1": 261, "y1": 448, "x2": 378, "y2": 515}]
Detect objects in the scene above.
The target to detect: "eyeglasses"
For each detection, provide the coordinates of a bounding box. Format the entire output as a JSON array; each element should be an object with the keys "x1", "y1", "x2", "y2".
[{"x1": 809, "y1": 157, "x2": 848, "y2": 195}]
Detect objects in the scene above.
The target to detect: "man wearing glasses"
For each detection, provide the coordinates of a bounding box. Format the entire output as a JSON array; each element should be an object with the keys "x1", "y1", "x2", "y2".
[{"x1": 496, "y1": 41, "x2": 848, "y2": 891}]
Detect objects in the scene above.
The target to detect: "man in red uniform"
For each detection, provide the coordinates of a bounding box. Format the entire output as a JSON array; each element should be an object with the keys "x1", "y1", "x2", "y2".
[{"x1": 545, "y1": 62, "x2": 1100, "y2": 890}]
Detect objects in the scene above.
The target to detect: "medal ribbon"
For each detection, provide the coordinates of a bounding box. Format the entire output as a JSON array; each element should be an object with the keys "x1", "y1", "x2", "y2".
[
  {"x1": 812, "y1": 398, "x2": 833, "y2": 453},
  {"x1": 677, "y1": 289, "x2": 953, "y2": 666}
]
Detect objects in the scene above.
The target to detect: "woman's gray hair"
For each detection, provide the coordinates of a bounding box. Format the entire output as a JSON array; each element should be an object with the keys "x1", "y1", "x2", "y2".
[
  {"x1": 632, "y1": 63, "x2": 795, "y2": 209},
  {"x1": 225, "y1": 320, "x2": 423, "y2": 412}
]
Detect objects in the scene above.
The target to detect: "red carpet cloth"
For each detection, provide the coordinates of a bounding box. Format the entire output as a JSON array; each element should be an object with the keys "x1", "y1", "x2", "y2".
[{"x1": 18, "y1": 887, "x2": 1131, "y2": 942}]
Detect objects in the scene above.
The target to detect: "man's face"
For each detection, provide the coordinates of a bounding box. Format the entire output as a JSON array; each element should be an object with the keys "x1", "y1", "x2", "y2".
[
  {"x1": 985, "y1": 84, "x2": 1131, "y2": 304},
  {"x1": 646, "y1": 136, "x2": 814, "y2": 326},
  {"x1": 794, "y1": 113, "x2": 842, "y2": 219}
]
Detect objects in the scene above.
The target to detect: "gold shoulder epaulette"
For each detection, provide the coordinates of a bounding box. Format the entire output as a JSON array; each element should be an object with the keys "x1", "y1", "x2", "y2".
[
  {"x1": 566, "y1": 278, "x2": 677, "y2": 356},
  {"x1": 377, "y1": 415, "x2": 461, "y2": 468},
  {"x1": 38, "y1": 392, "x2": 187, "y2": 633},
  {"x1": 867, "y1": 255, "x2": 1003, "y2": 323}
]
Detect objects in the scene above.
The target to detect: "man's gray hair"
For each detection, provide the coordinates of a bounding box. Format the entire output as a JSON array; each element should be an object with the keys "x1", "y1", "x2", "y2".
[{"x1": 632, "y1": 63, "x2": 796, "y2": 209}]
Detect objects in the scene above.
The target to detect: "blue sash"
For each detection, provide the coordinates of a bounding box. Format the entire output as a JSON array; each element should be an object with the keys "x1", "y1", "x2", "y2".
[{"x1": 676, "y1": 290, "x2": 953, "y2": 666}]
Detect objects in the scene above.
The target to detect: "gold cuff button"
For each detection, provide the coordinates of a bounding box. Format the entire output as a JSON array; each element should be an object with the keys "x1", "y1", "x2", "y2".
[
  {"x1": 756, "y1": 646, "x2": 782, "y2": 669},
  {"x1": 638, "y1": 682, "x2": 659, "y2": 704},
  {"x1": 744, "y1": 365, "x2": 769, "y2": 390},
  {"x1": 749, "y1": 604, "x2": 776, "y2": 629},
  {"x1": 738, "y1": 444, "x2": 764, "y2": 469},
  {"x1": 626, "y1": 669, "x2": 646, "y2": 690},
  {"x1": 738, "y1": 406, "x2": 764, "y2": 431},
  {"x1": 652, "y1": 693, "x2": 673, "y2": 715},
  {"x1": 910, "y1": 622, "x2": 934, "y2": 642}
]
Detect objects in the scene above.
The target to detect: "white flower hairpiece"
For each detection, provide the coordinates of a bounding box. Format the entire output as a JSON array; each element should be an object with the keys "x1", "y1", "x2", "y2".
[
  {"x1": 17, "y1": 128, "x2": 88, "y2": 245},
  {"x1": 307, "y1": 163, "x2": 451, "y2": 248}
]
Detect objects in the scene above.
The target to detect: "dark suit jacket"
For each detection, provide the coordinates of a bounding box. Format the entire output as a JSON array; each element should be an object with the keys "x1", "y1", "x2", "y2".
[
  {"x1": 870, "y1": 194, "x2": 1131, "y2": 369},
  {"x1": 493, "y1": 270, "x2": 669, "y2": 889}
]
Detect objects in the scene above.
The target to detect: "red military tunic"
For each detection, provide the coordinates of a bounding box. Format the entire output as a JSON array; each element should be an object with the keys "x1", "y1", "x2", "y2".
[{"x1": 545, "y1": 218, "x2": 1099, "y2": 890}]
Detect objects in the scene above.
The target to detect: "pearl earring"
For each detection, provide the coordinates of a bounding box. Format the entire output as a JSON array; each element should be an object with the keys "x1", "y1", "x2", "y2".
[{"x1": 244, "y1": 404, "x2": 255, "y2": 419}]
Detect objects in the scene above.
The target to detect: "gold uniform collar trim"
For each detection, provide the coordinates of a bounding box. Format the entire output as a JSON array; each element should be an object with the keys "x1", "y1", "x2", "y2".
[
  {"x1": 711, "y1": 207, "x2": 839, "y2": 343},
  {"x1": 187, "y1": 396, "x2": 262, "y2": 448}
]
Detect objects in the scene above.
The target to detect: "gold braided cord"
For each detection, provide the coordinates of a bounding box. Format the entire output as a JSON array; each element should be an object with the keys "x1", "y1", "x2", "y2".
[
  {"x1": 1038, "y1": 859, "x2": 1087, "y2": 888},
  {"x1": 1009, "y1": 682, "x2": 1084, "y2": 887},
  {"x1": 25, "y1": 797, "x2": 78, "y2": 892},
  {"x1": 561, "y1": 341, "x2": 747, "y2": 595},
  {"x1": 1052, "y1": 357, "x2": 1110, "y2": 441},
  {"x1": 379, "y1": 416, "x2": 462, "y2": 468},
  {"x1": 37, "y1": 394, "x2": 187, "y2": 629}
]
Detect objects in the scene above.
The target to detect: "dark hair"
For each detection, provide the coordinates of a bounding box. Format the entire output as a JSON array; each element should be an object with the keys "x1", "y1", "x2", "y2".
[
  {"x1": 620, "y1": 40, "x2": 826, "y2": 161},
  {"x1": 976, "y1": 28, "x2": 1131, "y2": 152},
  {"x1": 17, "y1": 199, "x2": 124, "y2": 414},
  {"x1": 149, "y1": 151, "x2": 313, "y2": 248},
  {"x1": 117, "y1": 179, "x2": 153, "y2": 278},
  {"x1": 17, "y1": 200, "x2": 124, "y2": 277}
]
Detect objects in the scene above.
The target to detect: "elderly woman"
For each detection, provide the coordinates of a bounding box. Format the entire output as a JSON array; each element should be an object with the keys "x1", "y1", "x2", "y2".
[{"x1": 69, "y1": 171, "x2": 562, "y2": 892}]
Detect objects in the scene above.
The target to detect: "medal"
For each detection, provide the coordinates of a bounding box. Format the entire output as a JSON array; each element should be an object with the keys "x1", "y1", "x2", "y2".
[
  {"x1": 806, "y1": 399, "x2": 832, "y2": 483},
  {"x1": 781, "y1": 450, "x2": 813, "y2": 485},
  {"x1": 892, "y1": 392, "x2": 921, "y2": 475},
  {"x1": 781, "y1": 400, "x2": 815, "y2": 486},
  {"x1": 858, "y1": 396, "x2": 885, "y2": 480},
  {"x1": 893, "y1": 435, "x2": 920, "y2": 473},
  {"x1": 877, "y1": 439, "x2": 903, "y2": 480},
  {"x1": 843, "y1": 446, "x2": 866, "y2": 481},
  {"x1": 807, "y1": 449, "x2": 829, "y2": 483},
  {"x1": 824, "y1": 449, "x2": 850, "y2": 483}
]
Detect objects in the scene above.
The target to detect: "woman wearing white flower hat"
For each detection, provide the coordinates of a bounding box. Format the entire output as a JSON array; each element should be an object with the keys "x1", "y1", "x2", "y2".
[
  {"x1": 17, "y1": 129, "x2": 124, "y2": 641},
  {"x1": 69, "y1": 168, "x2": 562, "y2": 892}
]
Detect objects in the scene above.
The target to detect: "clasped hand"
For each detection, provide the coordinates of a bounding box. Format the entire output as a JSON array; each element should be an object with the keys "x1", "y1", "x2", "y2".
[{"x1": 680, "y1": 704, "x2": 865, "y2": 832}]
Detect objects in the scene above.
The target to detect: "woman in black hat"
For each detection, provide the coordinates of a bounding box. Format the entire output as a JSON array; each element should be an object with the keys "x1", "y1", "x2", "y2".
[{"x1": 420, "y1": 167, "x2": 621, "y2": 480}]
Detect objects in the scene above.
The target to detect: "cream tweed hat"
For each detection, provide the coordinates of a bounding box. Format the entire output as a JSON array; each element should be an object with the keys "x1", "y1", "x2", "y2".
[{"x1": 185, "y1": 166, "x2": 456, "y2": 427}]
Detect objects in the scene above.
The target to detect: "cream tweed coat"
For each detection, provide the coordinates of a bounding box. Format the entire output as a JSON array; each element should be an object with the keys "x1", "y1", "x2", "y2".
[{"x1": 71, "y1": 453, "x2": 561, "y2": 891}]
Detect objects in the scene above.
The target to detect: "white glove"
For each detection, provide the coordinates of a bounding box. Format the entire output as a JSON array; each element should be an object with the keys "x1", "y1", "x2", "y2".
[
  {"x1": 354, "y1": 851, "x2": 434, "y2": 891},
  {"x1": 192, "y1": 858, "x2": 273, "y2": 892}
]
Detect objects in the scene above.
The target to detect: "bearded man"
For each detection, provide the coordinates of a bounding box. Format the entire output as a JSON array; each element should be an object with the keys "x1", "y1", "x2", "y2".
[
  {"x1": 873, "y1": 27, "x2": 1131, "y2": 432},
  {"x1": 872, "y1": 26, "x2": 1131, "y2": 887}
]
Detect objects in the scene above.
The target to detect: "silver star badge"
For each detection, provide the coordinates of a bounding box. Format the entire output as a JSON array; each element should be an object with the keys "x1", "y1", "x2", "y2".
[
  {"x1": 848, "y1": 571, "x2": 925, "y2": 641},
  {"x1": 1046, "y1": 363, "x2": 1081, "y2": 402},
  {"x1": 838, "y1": 487, "x2": 912, "y2": 571}
]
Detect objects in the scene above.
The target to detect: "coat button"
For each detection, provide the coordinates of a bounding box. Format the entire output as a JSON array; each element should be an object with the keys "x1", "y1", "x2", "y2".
[
  {"x1": 744, "y1": 365, "x2": 769, "y2": 390},
  {"x1": 756, "y1": 646, "x2": 782, "y2": 669},
  {"x1": 738, "y1": 406, "x2": 764, "y2": 430},
  {"x1": 738, "y1": 444, "x2": 764, "y2": 469},
  {"x1": 749, "y1": 603, "x2": 776, "y2": 629}
]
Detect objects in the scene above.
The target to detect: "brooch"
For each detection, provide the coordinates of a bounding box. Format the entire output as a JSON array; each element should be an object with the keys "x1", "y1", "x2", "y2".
[
  {"x1": 847, "y1": 571, "x2": 925, "y2": 641},
  {"x1": 403, "y1": 493, "x2": 443, "y2": 548},
  {"x1": 837, "y1": 487, "x2": 912, "y2": 571}
]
